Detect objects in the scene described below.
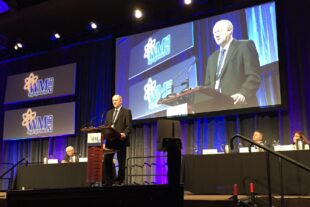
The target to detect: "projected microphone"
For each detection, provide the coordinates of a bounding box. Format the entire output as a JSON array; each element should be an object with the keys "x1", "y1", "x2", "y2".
[
  {"x1": 157, "y1": 85, "x2": 177, "y2": 104},
  {"x1": 157, "y1": 57, "x2": 196, "y2": 104},
  {"x1": 169, "y1": 57, "x2": 196, "y2": 94},
  {"x1": 181, "y1": 58, "x2": 197, "y2": 93}
]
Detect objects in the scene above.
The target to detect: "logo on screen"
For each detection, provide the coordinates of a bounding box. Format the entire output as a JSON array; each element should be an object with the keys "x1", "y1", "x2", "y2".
[
  {"x1": 144, "y1": 34, "x2": 171, "y2": 65},
  {"x1": 144, "y1": 78, "x2": 173, "y2": 109},
  {"x1": 24, "y1": 73, "x2": 54, "y2": 97},
  {"x1": 22, "y1": 108, "x2": 54, "y2": 135}
]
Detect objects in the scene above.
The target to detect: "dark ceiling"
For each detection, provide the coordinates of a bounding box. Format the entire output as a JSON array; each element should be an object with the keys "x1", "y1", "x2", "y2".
[{"x1": 0, "y1": 0, "x2": 265, "y2": 61}]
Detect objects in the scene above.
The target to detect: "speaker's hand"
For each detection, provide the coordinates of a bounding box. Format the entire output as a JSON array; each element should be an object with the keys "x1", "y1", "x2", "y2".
[{"x1": 231, "y1": 93, "x2": 246, "y2": 105}]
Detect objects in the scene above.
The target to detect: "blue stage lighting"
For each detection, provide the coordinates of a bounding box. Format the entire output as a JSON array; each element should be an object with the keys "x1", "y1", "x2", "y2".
[{"x1": 0, "y1": 0, "x2": 10, "y2": 14}]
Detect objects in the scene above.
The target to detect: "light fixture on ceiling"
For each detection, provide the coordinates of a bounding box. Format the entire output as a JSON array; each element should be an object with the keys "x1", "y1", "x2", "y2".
[
  {"x1": 13, "y1": 42, "x2": 23, "y2": 50},
  {"x1": 184, "y1": 0, "x2": 192, "y2": 5},
  {"x1": 90, "y1": 22, "x2": 98, "y2": 30},
  {"x1": 50, "y1": 33, "x2": 61, "y2": 41},
  {"x1": 134, "y1": 9, "x2": 143, "y2": 19}
]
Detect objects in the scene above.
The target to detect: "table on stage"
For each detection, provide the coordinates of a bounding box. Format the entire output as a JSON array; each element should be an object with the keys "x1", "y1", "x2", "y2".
[
  {"x1": 14, "y1": 162, "x2": 104, "y2": 190},
  {"x1": 182, "y1": 150, "x2": 310, "y2": 195}
]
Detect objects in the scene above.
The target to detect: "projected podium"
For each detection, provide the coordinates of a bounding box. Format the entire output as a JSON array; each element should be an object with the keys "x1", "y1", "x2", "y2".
[
  {"x1": 157, "y1": 86, "x2": 234, "y2": 114},
  {"x1": 81, "y1": 125, "x2": 120, "y2": 186}
]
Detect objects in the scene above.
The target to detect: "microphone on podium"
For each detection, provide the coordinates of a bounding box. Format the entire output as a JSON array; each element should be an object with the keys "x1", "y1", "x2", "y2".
[{"x1": 81, "y1": 111, "x2": 107, "y2": 129}]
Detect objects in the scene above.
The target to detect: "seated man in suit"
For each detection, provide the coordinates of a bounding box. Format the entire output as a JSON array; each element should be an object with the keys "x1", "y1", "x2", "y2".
[
  {"x1": 61, "y1": 146, "x2": 79, "y2": 163},
  {"x1": 250, "y1": 130, "x2": 267, "y2": 152},
  {"x1": 252, "y1": 130, "x2": 264, "y2": 144}
]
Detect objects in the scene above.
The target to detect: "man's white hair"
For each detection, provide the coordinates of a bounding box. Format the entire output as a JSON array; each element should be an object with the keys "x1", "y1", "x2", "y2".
[
  {"x1": 113, "y1": 94, "x2": 122, "y2": 101},
  {"x1": 214, "y1": 19, "x2": 233, "y2": 32},
  {"x1": 66, "y1": 146, "x2": 74, "y2": 152}
]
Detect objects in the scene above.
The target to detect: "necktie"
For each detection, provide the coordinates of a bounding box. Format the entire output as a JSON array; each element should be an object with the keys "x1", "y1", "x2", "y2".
[
  {"x1": 216, "y1": 49, "x2": 226, "y2": 80},
  {"x1": 112, "y1": 109, "x2": 118, "y2": 123}
]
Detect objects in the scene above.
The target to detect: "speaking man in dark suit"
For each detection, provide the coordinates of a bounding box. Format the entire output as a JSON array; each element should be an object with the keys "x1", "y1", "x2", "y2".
[
  {"x1": 204, "y1": 19, "x2": 261, "y2": 107},
  {"x1": 104, "y1": 94, "x2": 132, "y2": 186}
]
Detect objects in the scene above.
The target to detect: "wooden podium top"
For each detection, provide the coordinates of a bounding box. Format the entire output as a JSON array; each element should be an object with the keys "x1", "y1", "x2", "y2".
[
  {"x1": 157, "y1": 86, "x2": 233, "y2": 106},
  {"x1": 80, "y1": 125, "x2": 120, "y2": 141},
  {"x1": 80, "y1": 126, "x2": 101, "y2": 133}
]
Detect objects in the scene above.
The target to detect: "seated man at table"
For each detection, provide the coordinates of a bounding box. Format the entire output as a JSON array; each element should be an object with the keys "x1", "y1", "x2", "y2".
[
  {"x1": 61, "y1": 146, "x2": 79, "y2": 163},
  {"x1": 252, "y1": 130, "x2": 265, "y2": 145}
]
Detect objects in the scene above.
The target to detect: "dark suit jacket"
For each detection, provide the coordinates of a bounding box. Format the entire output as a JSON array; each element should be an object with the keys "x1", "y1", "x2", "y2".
[
  {"x1": 63, "y1": 152, "x2": 79, "y2": 163},
  {"x1": 104, "y1": 107, "x2": 132, "y2": 149},
  {"x1": 204, "y1": 39, "x2": 261, "y2": 106}
]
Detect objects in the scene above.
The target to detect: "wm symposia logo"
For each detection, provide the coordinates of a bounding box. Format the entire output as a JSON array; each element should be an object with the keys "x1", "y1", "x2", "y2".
[
  {"x1": 22, "y1": 108, "x2": 53, "y2": 135},
  {"x1": 24, "y1": 73, "x2": 54, "y2": 97},
  {"x1": 144, "y1": 78, "x2": 172, "y2": 110},
  {"x1": 144, "y1": 35, "x2": 171, "y2": 66}
]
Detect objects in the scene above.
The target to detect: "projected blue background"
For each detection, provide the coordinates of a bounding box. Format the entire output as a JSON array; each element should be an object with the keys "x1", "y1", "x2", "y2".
[{"x1": 116, "y1": 2, "x2": 280, "y2": 122}]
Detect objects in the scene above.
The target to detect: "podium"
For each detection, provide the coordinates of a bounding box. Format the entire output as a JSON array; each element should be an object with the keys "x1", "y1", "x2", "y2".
[
  {"x1": 157, "y1": 86, "x2": 234, "y2": 114},
  {"x1": 81, "y1": 125, "x2": 121, "y2": 185}
]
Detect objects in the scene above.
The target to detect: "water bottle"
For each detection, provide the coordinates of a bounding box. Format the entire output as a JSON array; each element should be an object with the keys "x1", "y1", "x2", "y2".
[
  {"x1": 297, "y1": 140, "x2": 304, "y2": 150},
  {"x1": 224, "y1": 144, "x2": 231, "y2": 154},
  {"x1": 43, "y1": 157, "x2": 48, "y2": 164},
  {"x1": 72, "y1": 155, "x2": 77, "y2": 162}
]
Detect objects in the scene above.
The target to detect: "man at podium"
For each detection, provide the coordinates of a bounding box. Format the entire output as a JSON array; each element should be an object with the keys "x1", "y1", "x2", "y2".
[
  {"x1": 204, "y1": 19, "x2": 261, "y2": 107},
  {"x1": 104, "y1": 94, "x2": 132, "y2": 186}
]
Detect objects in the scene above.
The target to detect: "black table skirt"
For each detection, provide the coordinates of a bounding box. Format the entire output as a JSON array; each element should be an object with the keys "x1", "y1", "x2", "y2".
[
  {"x1": 14, "y1": 162, "x2": 105, "y2": 190},
  {"x1": 182, "y1": 150, "x2": 310, "y2": 195}
]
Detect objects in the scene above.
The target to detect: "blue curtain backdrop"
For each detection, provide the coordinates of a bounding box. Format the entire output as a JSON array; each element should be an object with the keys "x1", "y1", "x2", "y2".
[{"x1": 1, "y1": 0, "x2": 310, "y2": 186}]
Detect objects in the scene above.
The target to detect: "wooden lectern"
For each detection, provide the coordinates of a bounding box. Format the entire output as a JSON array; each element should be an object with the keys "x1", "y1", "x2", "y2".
[{"x1": 81, "y1": 125, "x2": 121, "y2": 186}]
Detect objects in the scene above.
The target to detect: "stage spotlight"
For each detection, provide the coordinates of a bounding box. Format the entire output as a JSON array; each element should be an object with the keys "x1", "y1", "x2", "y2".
[
  {"x1": 50, "y1": 33, "x2": 61, "y2": 41},
  {"x1": 184, "y1": 0, "x2": 192, "y2": 5},
  {"x1": 90, "y1": 22, "x2": 97, "y2": 29},
  {"x1": 134, "y1": 9, "x2": 143, "y2": 19},
  {"x1": 14, "y1": 42, "x2": 23, "y2": 50},
  {"x1": 54, "y1": 33, "x2": 61, "y2": 39}
]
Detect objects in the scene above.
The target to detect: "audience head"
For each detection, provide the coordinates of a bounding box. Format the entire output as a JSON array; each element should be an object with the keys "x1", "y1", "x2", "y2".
[{"x1": 252, "y1": 130, "x2": 264, "y2": 144}]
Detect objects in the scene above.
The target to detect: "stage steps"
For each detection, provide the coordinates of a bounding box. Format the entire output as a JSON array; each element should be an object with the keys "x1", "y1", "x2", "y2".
[
  {"x1": 184, "y1": 195, "x2": 248, "y2": 207},
  {"x1": 5, "y1": 187, "x2": 310, "y2": 207},
  {"x1": 184, "y1": 194, "x2": 310, "y2": 207}
]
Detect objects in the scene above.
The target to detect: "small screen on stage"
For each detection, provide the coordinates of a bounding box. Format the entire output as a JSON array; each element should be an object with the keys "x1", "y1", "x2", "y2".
[
  {"x1": 3, "y1": 102, "x2": 76, "y2": 140},
  {"x1": 115, "y1": 2, "x2": 281, "y2": 120},
  {"x1": 4, "y1": 63, "x2": 76, "y2": 104}
]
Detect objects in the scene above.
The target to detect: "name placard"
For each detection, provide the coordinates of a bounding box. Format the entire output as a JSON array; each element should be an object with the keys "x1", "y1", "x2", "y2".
[{"x1": 87, "y1": 132, "x2": 102, "y2": 146}]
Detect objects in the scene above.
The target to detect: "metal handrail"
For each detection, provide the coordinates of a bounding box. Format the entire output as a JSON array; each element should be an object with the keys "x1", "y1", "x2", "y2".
[
  {"x1": 230, "y1": 134, "x2": 310, "y2": 207},
  {"x1": 126, "y1": 155, "x2": 167, "y2": 184},
  {"x1": 230, "y1": 134, "x2": 310, "y2": 172},
  {"x1": 0, "y1": 158, "x2": 27, "y2": 190}
]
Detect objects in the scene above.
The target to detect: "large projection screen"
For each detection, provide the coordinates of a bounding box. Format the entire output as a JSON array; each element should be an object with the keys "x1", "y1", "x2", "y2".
[
  {"x1": 115, "y1": 2, "x2": 281, "y2": 120},
  {"x1": 4, "y1": 63, "x2": 76, "y2": 104},
  {"x1": 3, "y1": 102, "x2": 76, "y2": 140}
]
